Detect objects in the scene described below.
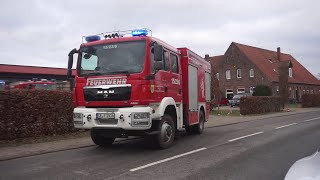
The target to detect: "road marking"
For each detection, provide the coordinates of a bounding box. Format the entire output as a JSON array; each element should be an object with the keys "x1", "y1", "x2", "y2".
[
  {"x1": 129, "y1": 147, "x2": 207, "y2": 172},
  {"x1": 228, "y1": 132, "x2": 264, "y2": 142},
  {"x1": 304, "y1": 117, "x2": 320, "y2": 122},
  {"x1": 275, "y1": 123, "x2": 297, "y2": 130}
]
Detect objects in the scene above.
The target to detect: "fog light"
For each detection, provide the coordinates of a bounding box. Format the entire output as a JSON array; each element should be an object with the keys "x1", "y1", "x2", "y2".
[
  {"x1": 132, "y1": 121, "x2": 149, "y2": 126},
  {"x1": 73, "y1": 113, "x2": 83, "y2": 125}
]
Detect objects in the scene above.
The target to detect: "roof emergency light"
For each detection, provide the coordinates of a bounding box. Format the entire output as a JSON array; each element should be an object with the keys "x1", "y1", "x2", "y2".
[
  {"x1": 82, "y1": 29, "x2": 152, "y2": 43},
  {"x1": 132, "y1": 29, "x2": 148, "y2": 36},
  {"x1": 85, "y1": 35, "x2": 101, "y2": 42}
]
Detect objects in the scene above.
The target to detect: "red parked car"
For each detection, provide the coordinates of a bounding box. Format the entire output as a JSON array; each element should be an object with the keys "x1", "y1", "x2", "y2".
[{"x1": 219, "y1": 98, "x2": 230, "y2": 106}]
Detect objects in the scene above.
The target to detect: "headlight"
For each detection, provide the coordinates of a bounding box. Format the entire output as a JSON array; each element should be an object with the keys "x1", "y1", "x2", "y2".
[
  {"x1": 133, "y1": 113, "x2": 150, "y2": 119},
  {"x1": 73, "y1": 113, "x2": 83, "y2": 125},
  {"x1": 131, "y1": 112, "x2": 151, "y2": 127},
  {"x1": 73, "y1": 113, "x2": 82, "y2": 119}
]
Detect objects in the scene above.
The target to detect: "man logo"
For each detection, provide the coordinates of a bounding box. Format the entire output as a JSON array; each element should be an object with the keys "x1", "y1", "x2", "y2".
[{"x1": 150, "y1": 85, "x2": 155, "y2": 93}]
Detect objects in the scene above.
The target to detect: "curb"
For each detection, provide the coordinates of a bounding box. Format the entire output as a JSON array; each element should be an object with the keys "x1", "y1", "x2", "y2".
[
  {"x1": 0, "y1": 144, "x2": 95, "y2": 162},
  {"x1": 0, "y1": 137, "x2": 141, "y2": 162}
]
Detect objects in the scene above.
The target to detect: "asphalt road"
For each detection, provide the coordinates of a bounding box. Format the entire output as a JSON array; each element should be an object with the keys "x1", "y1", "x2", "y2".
[{"x1": 1, "y1": 111, "x2": 320, "y2": 180}]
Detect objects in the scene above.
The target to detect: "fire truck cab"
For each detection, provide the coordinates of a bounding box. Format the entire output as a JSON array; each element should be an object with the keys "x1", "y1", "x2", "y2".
[{"x1": 68, "y1": 29, "x2": 211, "y2": 148}]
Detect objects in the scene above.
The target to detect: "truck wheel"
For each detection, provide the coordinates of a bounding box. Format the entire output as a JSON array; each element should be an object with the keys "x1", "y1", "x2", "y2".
[
  {"x1": 90, "y1": 129, "x2": 115, "y2": 147},
  {"x1": 154, "y1": 114, "x2": 175, "y2": 149},
  {"x1": 194, "y1": 111, "x2": 205, "y2": 134}
]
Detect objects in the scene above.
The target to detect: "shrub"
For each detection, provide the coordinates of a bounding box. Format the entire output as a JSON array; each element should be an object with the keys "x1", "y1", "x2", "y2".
[
  {"x1": 301, "y1": 94, "x2": 320, "y2": 107},
  {"x1": 0, "y1": 90, "x2": 75, "y2": 140},
  {"x1": 253, "y1": 85, "x2": 272, "y2": 96},
  {"x1": 240, "y1": 96, "x2": 281, "y2": 115}
]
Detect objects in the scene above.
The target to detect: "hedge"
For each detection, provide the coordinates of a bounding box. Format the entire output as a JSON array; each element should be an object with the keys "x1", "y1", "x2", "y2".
[
  {"x1": 301, "y1": 94, "x2": 320, "y2": 108},
  {"x1": 0, "y1": 90, "x2": 75, "y2": 140},
  {"x1": 240, "y1": 96, "x2": 281, "y2": 115}
]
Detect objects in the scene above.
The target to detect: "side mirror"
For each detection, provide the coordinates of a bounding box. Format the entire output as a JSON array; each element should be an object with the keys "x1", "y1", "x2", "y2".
[
  {"x1": 67, "y1": 48, "x2": 77, "y2": 78},
  {"x1": 154, "y1": 44, "x2": 163, "y2": 61},
  {"x1": 154, "y1": 61, "x2": 163, "y2": 71}
]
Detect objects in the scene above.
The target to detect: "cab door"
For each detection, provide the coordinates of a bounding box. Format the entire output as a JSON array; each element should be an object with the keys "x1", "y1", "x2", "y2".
[
  {"x1": 153, "y1": 49, "x2": 171, "y2": 99},
  {"x1": 168, "y1": 52, "x2": 182, "y2": 102}
]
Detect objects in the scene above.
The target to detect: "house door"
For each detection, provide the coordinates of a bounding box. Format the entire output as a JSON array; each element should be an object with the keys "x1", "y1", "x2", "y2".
[{"x1": 226, "y1": 89, "x2": 233, "y2": 100}]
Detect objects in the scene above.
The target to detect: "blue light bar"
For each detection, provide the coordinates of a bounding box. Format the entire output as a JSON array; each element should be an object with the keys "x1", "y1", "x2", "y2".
[
  {"x1": 85, "y1": 35, "x2": 101, "y2": 42},
  {"x1": 131, "y1": 29, "x2": 148, "y2": 37}
]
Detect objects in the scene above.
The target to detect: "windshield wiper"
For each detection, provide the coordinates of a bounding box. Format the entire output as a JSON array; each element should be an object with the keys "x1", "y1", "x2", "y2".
[
  {"x1": 82, "y1": 71, "x2": 131, "y2": 77},
  {"x1": 108, "y1": 71, "x2": 130, "y2": 76},
  {"x1": 83, "y1": 72, "x2": 102, "y2": 76}
]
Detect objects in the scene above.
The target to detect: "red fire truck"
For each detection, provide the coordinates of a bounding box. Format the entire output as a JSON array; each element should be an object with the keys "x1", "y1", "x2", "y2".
[{"x1": 68, "y1": 29, "x2": 211, "y2": 148}]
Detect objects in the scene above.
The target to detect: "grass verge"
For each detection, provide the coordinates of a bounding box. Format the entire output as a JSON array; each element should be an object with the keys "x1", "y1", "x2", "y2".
[{"x1": 211, "y1": 109, "x2": 241, "y2": 116}]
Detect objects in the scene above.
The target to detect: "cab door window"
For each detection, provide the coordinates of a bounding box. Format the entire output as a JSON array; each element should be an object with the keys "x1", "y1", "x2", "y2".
[
  {"x1": 170, "y1": 53, "x2": 179, "y2": 74},
  {"x1": 163, "y1": 50, "x2": 170, "y2": 71}
]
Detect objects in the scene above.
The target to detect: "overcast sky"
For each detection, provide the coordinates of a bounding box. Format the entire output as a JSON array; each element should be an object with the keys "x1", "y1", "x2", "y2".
[{"x1": 1, "y1": 0, "x2": 319, "y2": 76}]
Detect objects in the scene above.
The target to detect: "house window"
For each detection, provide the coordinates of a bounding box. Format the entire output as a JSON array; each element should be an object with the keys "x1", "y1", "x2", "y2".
[
  {"x1": 292, "y1": 90, "x2": 295, "y2": 98},
  {"x1": 289, "y1": 68, "x2": 293, "y2": 77},
  {"x1": 237, "y1": 88, "x2": 245, "y2": 94},
  {"x1": 226, "y1": 70, "x2": 231, "y2": 79},
  {"x1": 226, "y1": 89, "x2": 233, "y2": 99},
  {"x1": 311, "y1": 90, "x2": 314, "y2": 94},
  {"x1": 250, "y1": 87, "x2": 255, "y2": 94},
  {"x1": 303, "y1": 90, "x2": 305, "y2": 94},
  {"x1": 307, "y1": 90, "x2": 309, "y2": 94},
  {"x1": 250, "y1": 69, "x2": 254, "y2": 77},
  {"x1": 216, "y1": 73, "x2": 219, "y2": 80},
  {"x1": 237, "y1": 69, "x2": 242, "y2": 78}
]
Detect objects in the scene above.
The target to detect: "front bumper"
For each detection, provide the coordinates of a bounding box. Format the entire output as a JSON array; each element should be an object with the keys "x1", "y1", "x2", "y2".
[{"x1": 73, "y1": 107, "x2": 154, "y2": 130}]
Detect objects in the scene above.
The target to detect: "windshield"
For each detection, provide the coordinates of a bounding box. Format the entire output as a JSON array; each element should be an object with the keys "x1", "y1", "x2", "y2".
[
  {"x1": 79, "y1": 40, "x2": 146, "y2": 76},
  {"x1": 34, "y1": 84, "x2": 57, "y2": 90},
  {"x1": 233, "y1": 95, "x2": 243, "y2": 99}
]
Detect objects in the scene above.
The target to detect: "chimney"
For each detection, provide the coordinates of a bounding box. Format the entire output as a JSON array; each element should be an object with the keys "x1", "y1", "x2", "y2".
[
  {"x1": 205, "y1": 54, "x2": 210, "y2": 61},
  {"x1": 277, "y1": 47, "x2": 281, "y2": 61}
]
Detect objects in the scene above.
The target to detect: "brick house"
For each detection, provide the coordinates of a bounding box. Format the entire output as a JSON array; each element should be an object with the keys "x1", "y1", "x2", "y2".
[{"x1": 206, "y1": 42, "x2": 320, "y2": 102}]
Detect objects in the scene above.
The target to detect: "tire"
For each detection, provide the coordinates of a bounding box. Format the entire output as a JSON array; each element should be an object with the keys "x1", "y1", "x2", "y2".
[
  {"x1": 153, "y1": 114, "x2": 176, "y2": 149},
  {"x1": 90, "y1": 129, "x2": 115, "y2": 147},
  {"x1": 194, "y1": 111, "x2": 205, "y2": 134}
]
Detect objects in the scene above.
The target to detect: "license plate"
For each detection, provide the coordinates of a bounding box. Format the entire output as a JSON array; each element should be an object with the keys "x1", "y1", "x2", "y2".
[{"x1": 96, "y1": 113, "x2": 115, "y2": 119}]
